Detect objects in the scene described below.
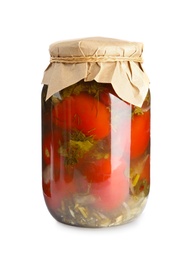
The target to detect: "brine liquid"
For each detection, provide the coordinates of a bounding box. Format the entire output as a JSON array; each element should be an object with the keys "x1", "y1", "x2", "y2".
[{"x1": 42, "y1": 81, "x2": 150, "y2": 227}]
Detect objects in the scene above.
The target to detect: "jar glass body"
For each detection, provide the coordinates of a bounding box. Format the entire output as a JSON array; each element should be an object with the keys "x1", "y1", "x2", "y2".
[{"x1": 41, "y1": 81, "x2": 150, "y2": 227}]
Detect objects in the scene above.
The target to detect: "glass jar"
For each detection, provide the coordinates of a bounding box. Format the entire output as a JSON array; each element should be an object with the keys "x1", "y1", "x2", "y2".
[{"x1": 41, "y1": 37, "x2": 150, "y2": 227}]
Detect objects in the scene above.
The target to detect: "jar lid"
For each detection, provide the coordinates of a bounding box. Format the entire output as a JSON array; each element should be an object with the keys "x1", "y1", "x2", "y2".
[{"x1": 42, "y1": 37, "x2": 149, "y2": 106}]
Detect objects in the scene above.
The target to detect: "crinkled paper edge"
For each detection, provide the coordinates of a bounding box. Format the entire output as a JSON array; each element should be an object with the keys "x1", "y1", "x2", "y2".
[{"x1": 42, "y1": 61, "x2": 149, "y2": 107}]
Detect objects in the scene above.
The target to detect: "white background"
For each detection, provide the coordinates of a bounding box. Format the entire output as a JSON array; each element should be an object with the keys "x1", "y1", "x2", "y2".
[{"x1": 0, "y1": 0, "x2": 192, "y2": 259}]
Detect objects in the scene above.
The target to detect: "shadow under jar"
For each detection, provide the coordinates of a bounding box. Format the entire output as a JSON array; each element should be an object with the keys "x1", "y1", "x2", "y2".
[{"x1": 41, "y1": 37, "x2": 150, "y2": 227}]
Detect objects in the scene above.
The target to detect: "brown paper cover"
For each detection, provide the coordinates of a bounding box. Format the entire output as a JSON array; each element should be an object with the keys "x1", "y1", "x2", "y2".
[{"x1": 42, "y1": 37, "x2": 149, "y2": 107}]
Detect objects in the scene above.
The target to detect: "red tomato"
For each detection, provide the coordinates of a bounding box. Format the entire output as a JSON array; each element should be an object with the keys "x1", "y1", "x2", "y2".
[
  {"x1": 42, "y1": 130, "x2": 63, "y2": 166},
  {"x1": 99, "y1": 91, "x2": 111, "y2": 107},
  {"x1": 52, "y1": 93, "x2": 110, "y2": 139},
  {"x1": 130, "y1": 154, "x2": 150, "y2": 194},
  {"x1": 81, "y1": 157, "x2": 111, "y2": 183},
  {"x1": 44, "y1": 166, "x2": 76, "y2": 211},
  {"x1": 130, "y1": 110, "x2": 150, "y2": 159},
  {"x1": 98, "y1": 85, "x2": 116, "y2": 107},
  {"x1": 91, "y1": 158, "x2": 129, "y2": 212}
]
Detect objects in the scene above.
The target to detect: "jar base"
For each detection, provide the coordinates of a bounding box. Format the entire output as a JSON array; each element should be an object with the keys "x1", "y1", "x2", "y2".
[{"x1": 45, "y1": 193, "x2": 148, "y2": 228}]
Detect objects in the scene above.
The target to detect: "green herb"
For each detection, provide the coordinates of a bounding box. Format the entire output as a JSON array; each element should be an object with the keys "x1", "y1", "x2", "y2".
[
  {"x1": 134, "y1": 179, "x2": 150, "y2": 196},
  {"x1": 60, "y1": 80, "x2": 107, "y2": 100},
  {"x1": 55, "y1": 192, "x2": 148, "y2": 227},
  {"x1": 59, "y1": 130, "x2": 95, "y2": 165},
  {"x1": 70, "y1": 129, "x2": 94, "y2": 142},
  {"x1": 132, "y1": 90, "x2": 150, "y2": 116},
  {"x1": 132, "y1": 106, "x2": 144, "y2": 116}
]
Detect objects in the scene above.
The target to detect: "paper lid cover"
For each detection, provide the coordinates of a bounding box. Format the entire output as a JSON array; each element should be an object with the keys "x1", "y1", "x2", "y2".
[{"x1": 42, "y1": 37, "x2": 149, "y2": 106}]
